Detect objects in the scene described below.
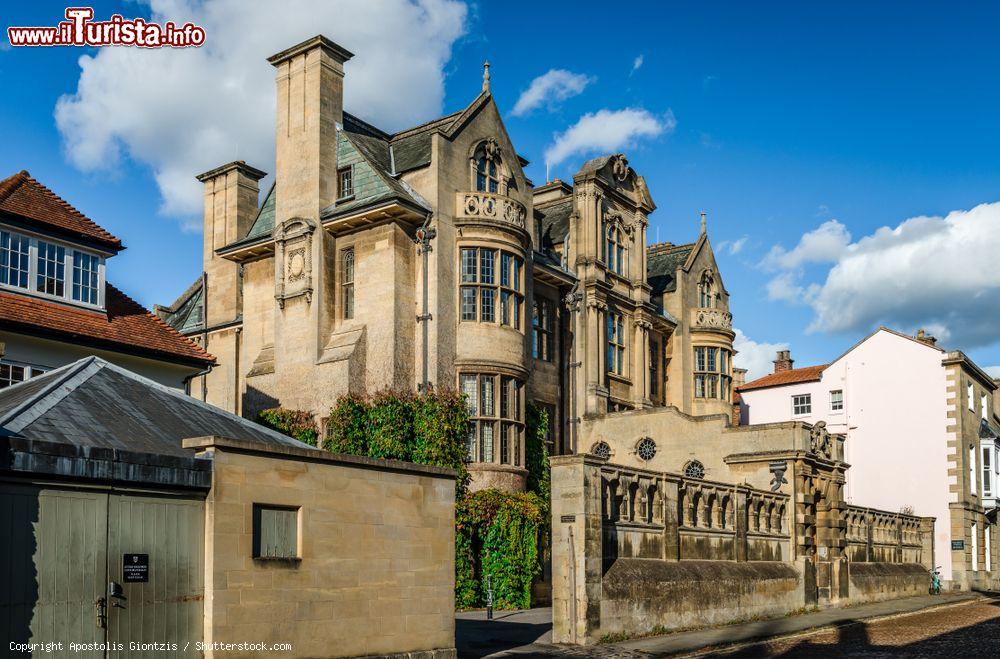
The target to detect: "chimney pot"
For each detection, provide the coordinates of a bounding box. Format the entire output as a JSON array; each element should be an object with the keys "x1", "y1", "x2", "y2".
[{"x1": 915, "y1": 329, "x2": 938, "y2": 346}]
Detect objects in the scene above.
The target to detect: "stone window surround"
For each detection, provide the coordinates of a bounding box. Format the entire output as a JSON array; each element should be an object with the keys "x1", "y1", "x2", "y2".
[
  {"x1": 460, "y1": 370, "x2": 524, "y2": 467},
  {"x1": 0, "y1": 224, "x2": 107, "y2": 311},
  {"x1": 694, "y1": 346, "x2": 732, "y2": 401},
  {"x1": 606, "y1": 310, "x2": 626, "y2": 377},
  {"x1": 699, "y1": 269, "x2": 718, "y2": 309},
  {"x1": 335, "y1": 236, "x2": 357, "y2": 325},
  {"x1": 341, "y1": 247, "x2": 355, "y2": 320},
  {"x1": 532, "y1": 296, "x2": 554, "y2": 362},
  {"x1": 470, "y1": 138, "x2": 510, "y2": 195},
  {"x1": 458, "y1": 244, "x2": 524, "y2": 331}
]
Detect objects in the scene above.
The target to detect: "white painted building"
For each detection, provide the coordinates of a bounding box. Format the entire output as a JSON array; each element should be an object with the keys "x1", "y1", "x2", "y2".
[{"x1": 738, "y1": 327, "x2": 1000, "y2": 587}]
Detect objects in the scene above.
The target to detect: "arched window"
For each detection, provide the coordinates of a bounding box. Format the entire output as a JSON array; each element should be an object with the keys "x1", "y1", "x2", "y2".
[
  {"x1": 636, "y1": 437, "x2": 657, "y2": 461},
  {"x1": 591, "y1": 441, "x2": 612, "y2": 459},
  {"x1": 606, "y1": 225, "x2": 626, "y2": 275},
  {"x1": 472, "y1": 139, "x2": 503, "y2": 193},
  {"x1": 699, "y1": 271, "x2": 716, "y2": 308}
]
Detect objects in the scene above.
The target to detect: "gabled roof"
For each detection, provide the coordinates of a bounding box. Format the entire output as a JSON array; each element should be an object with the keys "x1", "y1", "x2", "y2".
[
  {"x1": 155, "y1": 276, "x2": 205, "y2": 335},
  {"x1": 536, "y1": 197, "x2": 573, "y2": 250},
  {"x1": 646, "y1": 242, "x2": 694, "y2": 295},
  {"x1": 738, "y1": 364, "x2": 828, "y2": 392},
  {"x1": 0, "y1": 356, "x2": 307, "y2": 452},
  {"x1": 0, "y1": 170, "x2": 123, "y2": 252},
  {"x1": 0, "y1": 283, "x2": 214, "y2": 367}
]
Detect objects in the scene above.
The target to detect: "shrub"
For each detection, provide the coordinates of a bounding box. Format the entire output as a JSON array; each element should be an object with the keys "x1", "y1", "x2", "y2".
[
  {"x1": 366, "y1": 390, "x2": 414, "y2": 461},
  {"x1": 256, "y1": 408, "x2": 318, "y2": 446},
  {"x1": 324, "y1": 393, "x2": 369, "y2": 455}
]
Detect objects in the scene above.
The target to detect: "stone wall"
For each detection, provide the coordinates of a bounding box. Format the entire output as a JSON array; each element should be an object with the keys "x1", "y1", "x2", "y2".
[
  {"x1": 185, "y1": 436, "x2": 456, "y2": 659},
  {"x1": 551, "y1": 453, "x2": 936, "y2": 645}
]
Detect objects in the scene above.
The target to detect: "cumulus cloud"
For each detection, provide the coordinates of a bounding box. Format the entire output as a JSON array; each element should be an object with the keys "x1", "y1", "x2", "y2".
[
  {"x1": 762, "y1": 219, "x2": 851, "y2": 271},
  {"x1": 55, "y1": 0, "x2": 468, "y2": 228},
  {"x1": 630, "y1": 54, "x2": 644, "y2": 75},
  {"x1": 511, "y1": 69, "x2": 593, "y2": 117},
  {"x1": 718, "y1": 235, "x2": 748, "y2": 256},
  {"x1": 544, "y1": 108, "x2": 674, "y2": 171},
  {"x1": 985, "y1": 365, "x2": 1000, "y2": 378},
  {"x1": 767, "y1": 202, "x2": 1000, "y2": 349},
  {"x1": 733, "y1": 328, "x2": 788, "y2": 381}
]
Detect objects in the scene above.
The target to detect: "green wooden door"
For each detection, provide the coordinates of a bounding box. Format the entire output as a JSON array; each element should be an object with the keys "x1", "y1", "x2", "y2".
[
  {"x1": 0, "y1": 484, "x2": 108, "y2": 659},
  {"x1": 106, "y1": 493, "x2": 204, "y2": 658},
  {"x1": 1, "y1": 484, "x2": 205, "y2": 658}
]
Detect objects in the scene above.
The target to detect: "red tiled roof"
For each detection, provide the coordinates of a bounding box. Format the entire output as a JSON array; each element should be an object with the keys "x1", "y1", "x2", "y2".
[
  {"x1": 0, "y1": 284, "x2": 214, "y2": 366},
  {"x1": 0, "y1": 170, "x2": 123, "y2": 252},
  {"x1": 737, "y1": 364, "x2": 827, "y2": 392}
]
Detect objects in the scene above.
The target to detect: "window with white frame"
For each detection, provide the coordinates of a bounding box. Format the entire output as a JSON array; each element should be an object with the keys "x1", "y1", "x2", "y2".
[
  {"x1": 606, "y1": 311, "x2": 625, "y2": 376},
  {"x1": 830, "y1": 389, "x2": 844, "y2": 412},
  {"x1": 792, "y1": 394, "x2": 812, "y2": 416},
  {"x1": 459, "y1": 247, "x2": 523, "y2": 329},
  {"x1": 972, "y1": 522, "x2": 979, "y2": 572},
  {"x1": 0, "y1": 360, "x2": 48, "y2": 389},
  {"x1": 460, "y1": 373, "x2": 523, "y2": 465},
  {"x1": 983, "y1": 445, "x2": 993, "y2": 497},
  {"x1": 0, "y1": 228, "x2": 104, "y2": 308},
  {"x1": 983, "y1": 392, "x2": 989, "y2": 421},
  {"x1": 969, "y1": 382, "x2": 975, "y2": 411},
  {"x1": 970, "y1": 445, "x2": 977, "y2": 495},
  {"x1": 987, "y1": 525, "x2": 992, "y2": 572}
]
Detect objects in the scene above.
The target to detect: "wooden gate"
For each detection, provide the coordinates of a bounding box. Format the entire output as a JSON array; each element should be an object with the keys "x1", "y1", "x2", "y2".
[{"x1": 0, "y1": 483, "x2": 204, "y2": 658}]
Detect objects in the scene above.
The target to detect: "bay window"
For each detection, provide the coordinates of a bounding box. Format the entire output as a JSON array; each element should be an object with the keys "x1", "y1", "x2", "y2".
[
  {"x1": 694, "y1": 346, "x2": 732, "y2": 400},
  {"x1": 0, "y1": 228, "x2": 104, "y2": 308},
  {"x1": 459, "y1": 247, "x2": 523, "y2": 329},
  {"x1": 460, "y1": 372, "x2": 524, "y2": 465}
]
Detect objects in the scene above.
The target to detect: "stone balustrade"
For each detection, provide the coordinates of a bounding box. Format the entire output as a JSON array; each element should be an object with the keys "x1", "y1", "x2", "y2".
[
  {"x1": 456, "y1": 191, "x2": 526, "y2": 229},
  {"x1": 690, "y1": 307, "x2": 733, "y2": 331},
  {"x1": 844, "y1": 504, "x2": 932, "y2": 565}
]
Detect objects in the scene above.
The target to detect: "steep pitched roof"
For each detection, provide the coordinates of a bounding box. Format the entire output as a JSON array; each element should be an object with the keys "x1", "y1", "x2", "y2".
[
  {"x1": 0, "y1": 170, "x2": 123, "y2": 252},
  {"x1": 646, "y1": 242, "x2": 694, "y2": 295},
  {"x1": 155, "y1": 276, "x2": 205, "y2": 335},
  {"x1": 0, "y1": 356, "x2": 311, "y2": 460},
  {"x1": 738, "y1": 365, "x2": 828, "y2": 392},
  {"x1": 0, "y1": 284, "x2": 214, "y2": 367},
  {"x1": 536, "y1": 197, "x2": 573, "y2": 250}
]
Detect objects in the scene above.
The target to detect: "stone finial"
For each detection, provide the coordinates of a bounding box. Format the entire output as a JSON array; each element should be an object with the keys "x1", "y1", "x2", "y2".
[
  {"x1": 700, "y1": 211, "x2": 707, "y2": 235},
  {"x1": 482, "y1": 59, "x2": 491, "y2": 92}
]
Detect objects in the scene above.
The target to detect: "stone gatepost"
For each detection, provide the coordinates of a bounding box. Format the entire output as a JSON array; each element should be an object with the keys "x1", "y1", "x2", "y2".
[
  {"x1": 920, "y1": 517, "x2": 936, "y2": 571},
  {"x1": 551, "y1": 454, "x2": 604, "y2": 645}
]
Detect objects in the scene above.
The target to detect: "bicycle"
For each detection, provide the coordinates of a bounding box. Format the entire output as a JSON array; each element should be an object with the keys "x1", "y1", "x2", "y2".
[{"x1": 930, "y1": 565, "x2": 942, "y2": 594}]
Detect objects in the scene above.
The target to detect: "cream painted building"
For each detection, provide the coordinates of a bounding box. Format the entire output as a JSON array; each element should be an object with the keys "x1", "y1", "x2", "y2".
[
  {"x1": 159, "y1": 34, "x2": 736, "y2": 492},
  {"x1": 738, "y1": 327, "x2": 1000, "y2": 589}
]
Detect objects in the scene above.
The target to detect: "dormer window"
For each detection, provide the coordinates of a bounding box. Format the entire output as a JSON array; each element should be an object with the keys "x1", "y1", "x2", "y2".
[
  {"x1": 0, "y1": 227, "x2": 105, "y2": 308},
  {"x1": 699, "y1": 271, "x2": 717, "y2": 308},
  {"x1": 472, "y1": 138, "x2": 504, "y2": 194}
]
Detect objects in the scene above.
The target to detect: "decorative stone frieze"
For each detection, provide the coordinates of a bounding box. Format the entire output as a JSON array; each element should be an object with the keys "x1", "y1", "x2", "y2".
[
  {"x1": 456, "y1": 191, "x2": 526, "y2": 229},
  {"x1": 273, "y1": 217, "x2": 316, "y2": 308},
  {"x1": 692, "y1": 307, "x2": 733, "y2": 330}
]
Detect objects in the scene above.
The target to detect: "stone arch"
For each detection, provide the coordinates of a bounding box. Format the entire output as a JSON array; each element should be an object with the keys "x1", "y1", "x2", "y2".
[
  {"x1": 691, "y1": 491, "x2": 702, "y2": 527},
  {"x1": 706, "y1": 493, "x2": 718, "y2": 529}
]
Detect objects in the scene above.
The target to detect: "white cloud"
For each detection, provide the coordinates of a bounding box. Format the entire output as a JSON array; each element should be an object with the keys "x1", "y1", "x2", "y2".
[
  {"x1": 544, "y1": 108, "x2": 674, "y2": 170},
  {"x1": 630, "y1": 54, "x2": 644, "y2": 75},
  {"x1": 718, "y1": 235, "x2": 748, "y2": 256},
  {"x1": 733, "y1": 328, "x2": 788, "y2": 381},
  {"x1": 762, "y1": 219, "x2": 851, "y2": 271},
  {"x1": 55, "y1": 0, "x2": 468, "y2": 229},
  {"x1": 985, "y1": 365, "x2": 1000, "y2": 378},
  {"x1": 767, "y1": 202, "x2": 1000, "y2": 350},
  {"x1": 511, "y1": 69, "x2": 593, "y2": 117}
]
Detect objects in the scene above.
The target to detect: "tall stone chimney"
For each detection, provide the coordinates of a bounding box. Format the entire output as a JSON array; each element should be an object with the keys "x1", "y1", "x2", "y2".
[
  {"x1": 773, "y1": 349, "x2": 794, "y2": 373},
  {"x1": 268, "y1": 35, "x2": 353, "y2": 222},
  {"x1": 733, "y1": 367, "x2": 748, "y2": 389},
  {"x1": 197, "y1": 160, "x2": 266, "y2": 326}
]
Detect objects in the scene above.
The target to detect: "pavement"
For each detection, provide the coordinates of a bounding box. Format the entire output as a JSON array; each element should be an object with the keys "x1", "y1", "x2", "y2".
[{"x1": 456, "y1": 592, "x2": 987, "y2": 658}]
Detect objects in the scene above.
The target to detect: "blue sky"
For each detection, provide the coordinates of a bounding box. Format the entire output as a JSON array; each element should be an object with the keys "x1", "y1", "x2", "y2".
[{"x1": 3, "y1": 1, "x2": 1000, "y2": 378}]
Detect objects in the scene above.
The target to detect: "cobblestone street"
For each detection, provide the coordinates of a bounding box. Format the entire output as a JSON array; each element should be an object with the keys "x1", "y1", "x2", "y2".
[{"x1": 703, "y1": 598, "x2": 1000, "y2": 658}]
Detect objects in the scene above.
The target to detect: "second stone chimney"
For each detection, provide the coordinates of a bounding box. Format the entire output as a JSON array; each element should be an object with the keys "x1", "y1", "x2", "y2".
[
  {"x1": 197, "y1": 160, "x2": 266, "y2": 326},
  {"x1": 773, "y1": 350, "x2": 794, "y2": 373},
  {"x1": 269, "y1": 35, "x2": 353, "y2": 222}
]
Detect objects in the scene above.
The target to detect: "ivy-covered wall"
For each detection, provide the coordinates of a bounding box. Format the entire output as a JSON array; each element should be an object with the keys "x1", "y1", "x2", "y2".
[{"x1": 258, "y1": 392, "x2": 552, "y2": 610}]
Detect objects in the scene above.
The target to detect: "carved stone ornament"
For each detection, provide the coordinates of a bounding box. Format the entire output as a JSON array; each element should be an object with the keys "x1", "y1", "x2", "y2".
[
  {"x1": 694, "y1": 309, "x2": 733, "y2": 330},
  {"x1": 484, "y1": 137, "x2": 501, "y2": 161},
  {"x1": 769, "y1": 460, "x2": 789, "y2": 492},
  {"x1": 809, "y1": 420, "x2": 832, "y2": 459},
  {"x1": 273, "y1": 217, "x2": 317, "y2": 308},
  {"x1": 612, "y1": 153, "x2": 629, "y2": 182}
]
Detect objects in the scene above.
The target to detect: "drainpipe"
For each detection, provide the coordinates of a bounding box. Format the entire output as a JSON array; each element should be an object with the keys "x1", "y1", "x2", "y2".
[{"x1": 414, "y1": 213, "x2": 436, "y2": 392}]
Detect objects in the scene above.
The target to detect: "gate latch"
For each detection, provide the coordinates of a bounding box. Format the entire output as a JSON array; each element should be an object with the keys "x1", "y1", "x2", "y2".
[{"x1": 94, "y1": 597, "x2": 107, "y2": 629}]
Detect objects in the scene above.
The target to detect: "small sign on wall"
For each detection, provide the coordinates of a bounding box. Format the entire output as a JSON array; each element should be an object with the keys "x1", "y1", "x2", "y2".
[
  {"x1": 123, "y1": 553, "x2": 149, "y2": 583},
  {"x1": 951, "y1": 540, "x2": 965, "y2": 551}
]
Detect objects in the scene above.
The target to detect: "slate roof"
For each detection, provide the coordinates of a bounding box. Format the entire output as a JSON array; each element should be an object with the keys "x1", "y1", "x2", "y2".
[
  {"x1": 738, "y1": 364, "x2": 828, "y2": 392},
  {"x1": 0, "y1": 284, "x2": 214, "y2": 366},
  {"x1": 646, "y1": 243, "x2": 694, "y2": 295},
  {"x1": 0, "y1": 357, "x2": 315, "y2": 486},
  {"x1": 536, "y1": 197, "x2": 573, "y2": 250},
  {"x1": 0, "y1": 170, "x2": 123, "y2": 252},
  {"x1": 155, "y1": 277, "x2": 205, "y2": 335}
]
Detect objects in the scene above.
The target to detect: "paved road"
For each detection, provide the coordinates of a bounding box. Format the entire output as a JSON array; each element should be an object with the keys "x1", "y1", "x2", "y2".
[{"x1": 457, "y1": 594, "x2": 995, "y2": 658}]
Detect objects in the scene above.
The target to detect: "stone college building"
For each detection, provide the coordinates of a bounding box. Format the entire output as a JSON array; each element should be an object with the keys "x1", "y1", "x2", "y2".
[{"x1": 158, "y1": 35, "x2": 736, "y2": 492}]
